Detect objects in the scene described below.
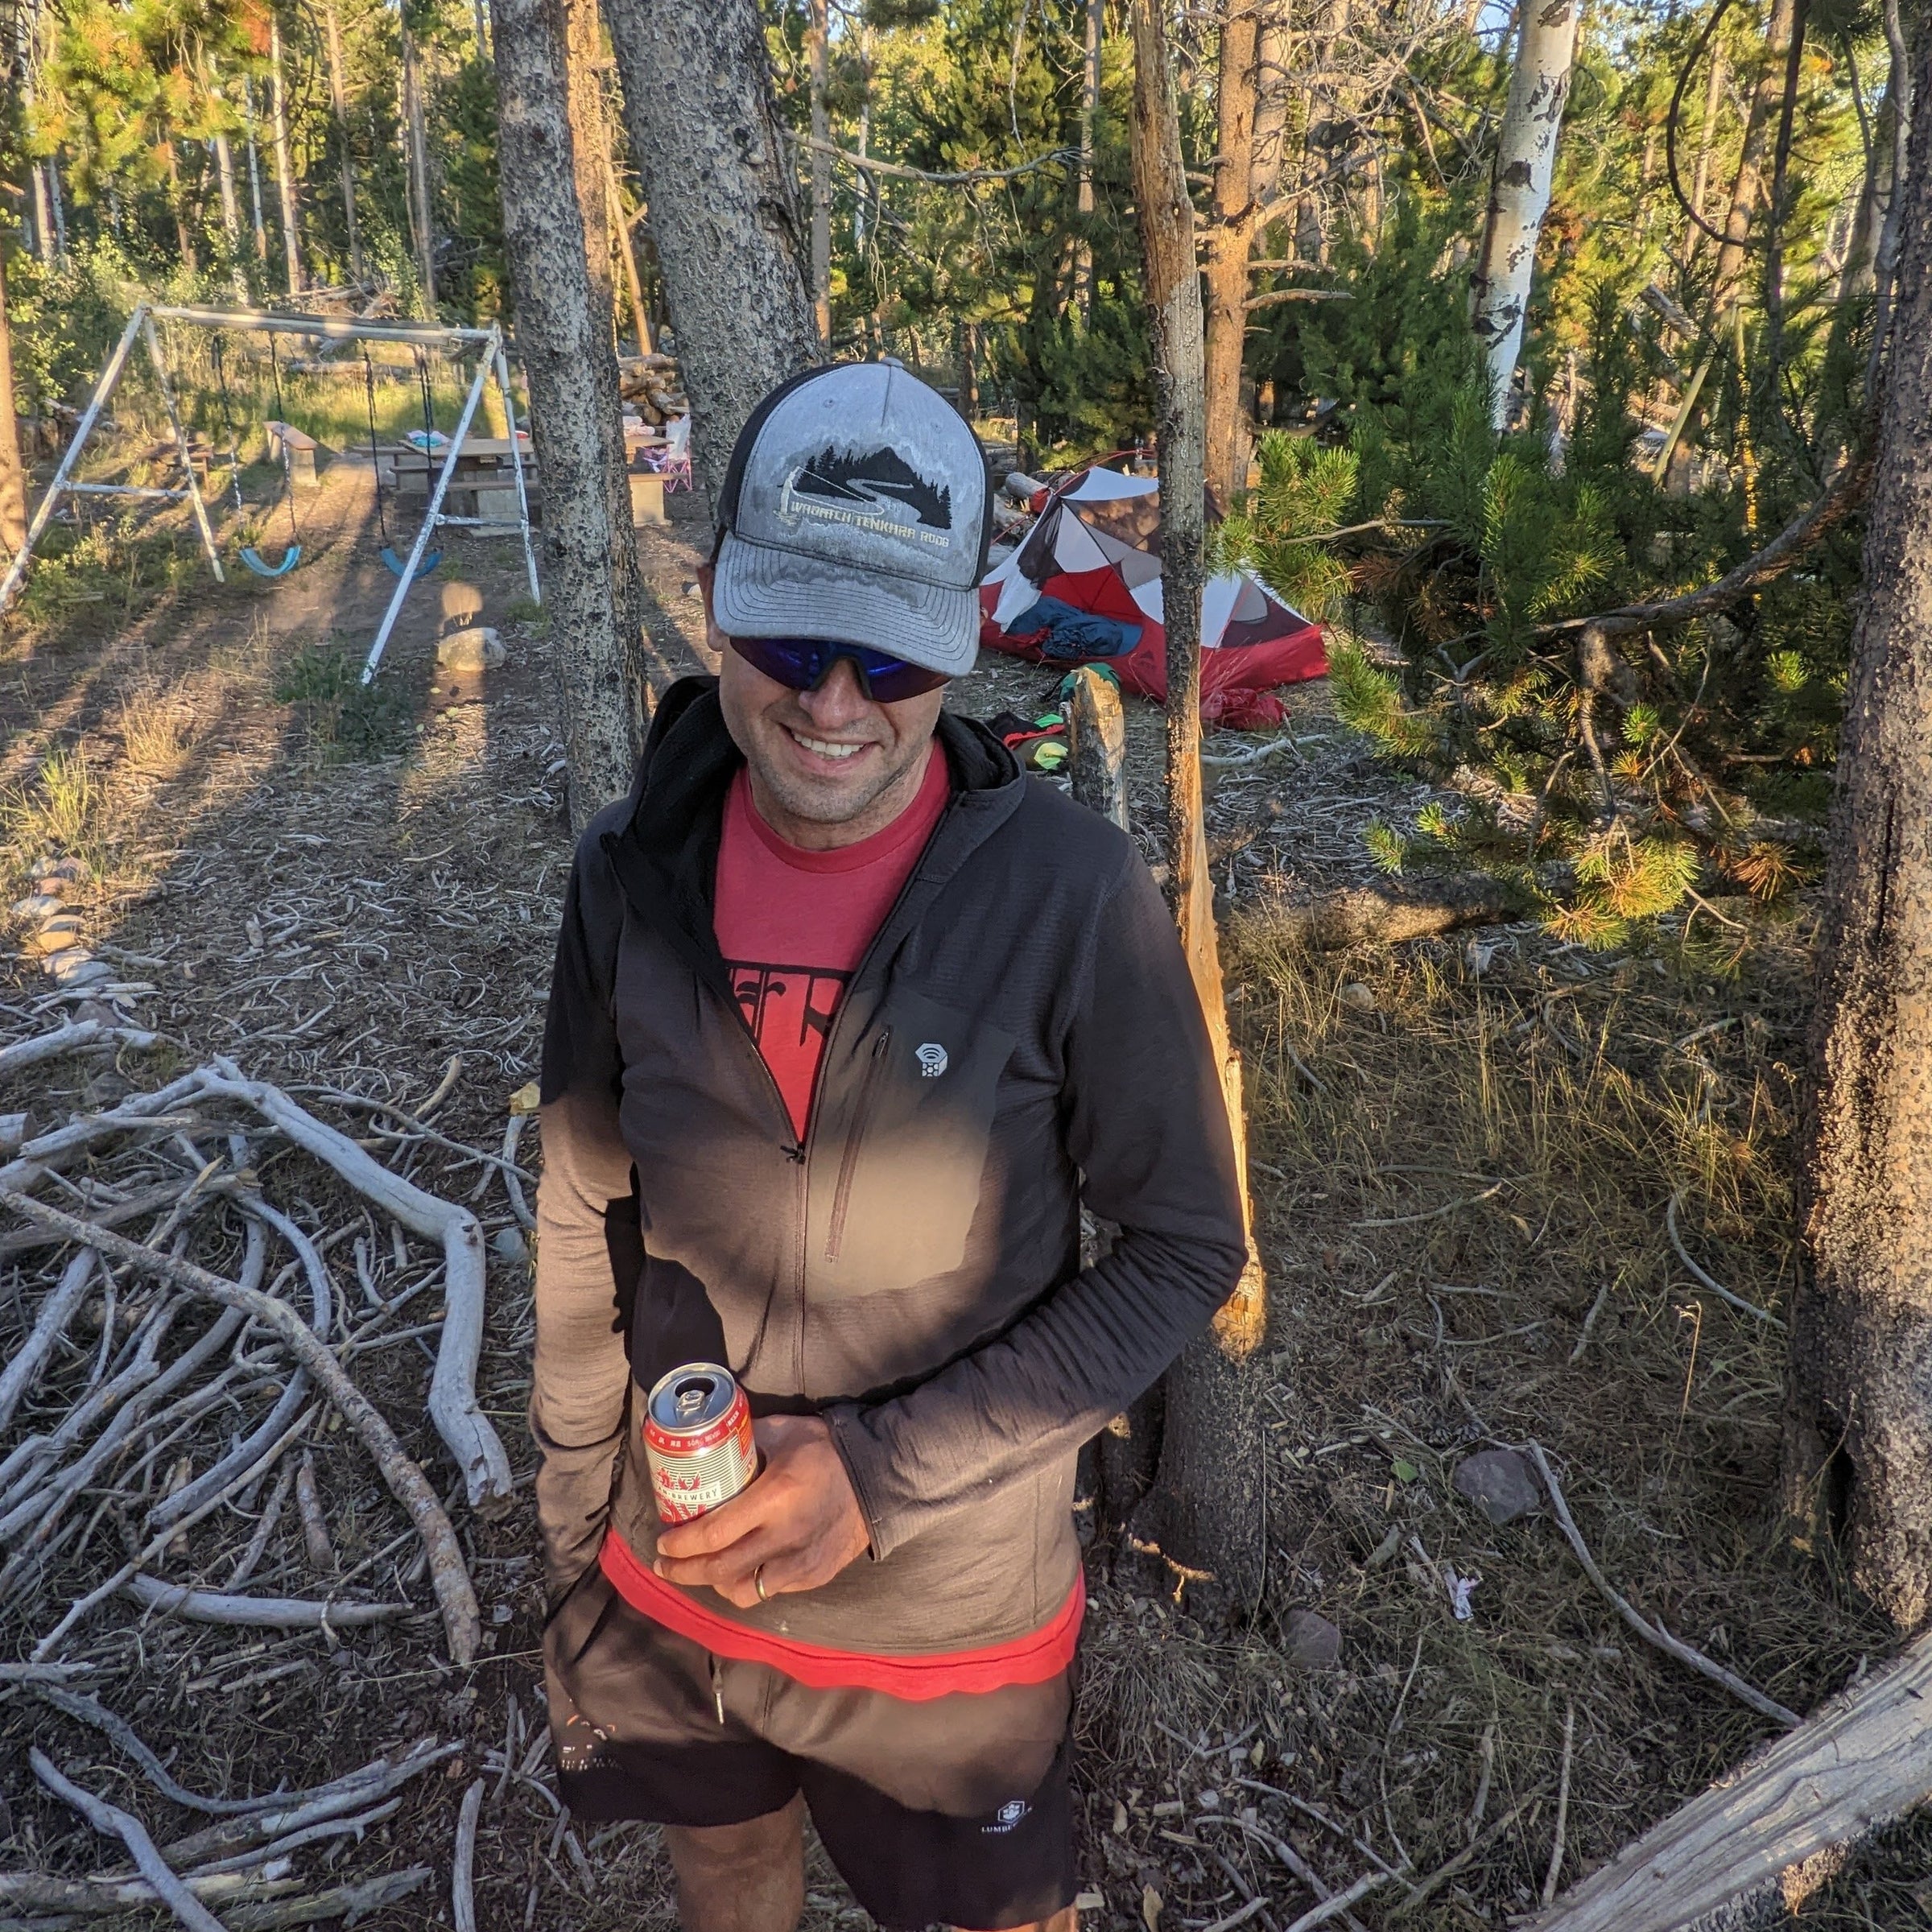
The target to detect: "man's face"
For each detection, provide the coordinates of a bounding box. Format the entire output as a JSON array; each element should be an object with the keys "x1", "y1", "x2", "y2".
[{"x1": 709, "y1": 581, "x2": 947, "y2": 841}]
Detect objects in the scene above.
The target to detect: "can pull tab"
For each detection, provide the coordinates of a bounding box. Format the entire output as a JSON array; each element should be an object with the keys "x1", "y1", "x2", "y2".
[{"x1": 710, "y1": 1653, "x2": 725, "y2": 1726}]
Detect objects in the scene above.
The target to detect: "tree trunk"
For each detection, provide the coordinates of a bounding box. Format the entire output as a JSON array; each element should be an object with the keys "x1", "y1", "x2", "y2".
[
  {"x1": 1471, "y1": 0, "x2": 1581, "y2": 428},
  {"x1": 402, "y1": 20, "x2": 437, "y2": 310},
  {"x1": 1710, "y1": 0, "x2": 1802, "y2": 316},
  {"x1": 1680, "y1": 37, "x2": 1727, "y2": 275},
  {"x1": 0, "y1": 246, "x2": 27, "y2": 560},
  {"x1": 213, "y1": 130, "x2": 242, "y2": 248},
  {"x1": 1125, "y1": 0, "x2": 1269, "y2": 1623},
  {"x1": 807, "y1": 0, "x2": 832, "y2": 344},
  {"x1": 1203, "y1": 0, "x2": 1261, "y2": 505},
  {"x1": 491, "y1": 0, "x2": 652, "y2": 832},
  {"x1": 564, "y1": 0, "x2": 616, "y2": 334},
  {"x1": 606, "y1": 156, "x2": 654, "y2": 354},
  {"x1": 267, "y1": 13, "x2": 304, "y2": 295},
  {"x1": 322, "y1": 0, "x2": 367, "y2": 284},
  {"x1": 244, "y1": 80, "x2": 270, "y2": 264},
  {"x1": 601, "y1": 0, "x2": 819, "y2": 502},
  {"x1": 1785, "y1": 27, "x2": 1932, "y2": 1633},
  {"x1": 1075, "y1": 0, "x2": 1102, "y2": 318},
  {"x1": 164, "y1": 135, "x2": 200, "y2": 272}
]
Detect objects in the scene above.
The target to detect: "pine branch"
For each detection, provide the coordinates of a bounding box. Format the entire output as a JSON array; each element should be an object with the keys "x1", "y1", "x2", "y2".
[{"x1": 1538, "y1": 458, "x2": 1871, "y2": 643}]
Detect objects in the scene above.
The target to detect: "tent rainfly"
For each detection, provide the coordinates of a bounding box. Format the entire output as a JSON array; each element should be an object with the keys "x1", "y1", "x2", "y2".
[{"x1": 978, "y1": 469, "x2": 1327, "y2": 728}]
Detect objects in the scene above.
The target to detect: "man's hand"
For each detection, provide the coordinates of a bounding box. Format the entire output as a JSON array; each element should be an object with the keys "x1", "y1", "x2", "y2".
[{"x1": 653, "y1": 1414, "x2": 870, "y2": 1608}]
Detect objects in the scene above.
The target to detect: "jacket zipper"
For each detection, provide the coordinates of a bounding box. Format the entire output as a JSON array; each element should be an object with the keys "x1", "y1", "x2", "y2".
[{"x1": 824, "y1": 1030, "x2": 891, "y2": 1261}]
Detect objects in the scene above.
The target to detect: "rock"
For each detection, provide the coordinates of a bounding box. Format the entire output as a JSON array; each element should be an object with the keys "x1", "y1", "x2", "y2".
[
  {"x1": 1338, "y1": 981, "x2": 1377, "y2": 1012},
  {"x1": 33, "y1": 857, "x2": 89, "y2": 886},
  {"x1": 492, "y1": 1227, "x2": 530, "y2": 1265},
  {"x1": 47, "y1": 953, "x2": 111, "y2": 989},
  {"x1": 436, "y1": 626, "x2": 506, "y2": 671},
  {"x1": 27, "y1": 919, "x2": 85, "y2": 956},
  {"x1": 1452, "y1": 1447, "x2": 1542, "y2": 1525},
  {"x1": 1283, "y1": 1608, "x2": 1342, "y2": 1670},
  {"x1": 11, "y1": 894, "x2": 63, "y2": 920}
]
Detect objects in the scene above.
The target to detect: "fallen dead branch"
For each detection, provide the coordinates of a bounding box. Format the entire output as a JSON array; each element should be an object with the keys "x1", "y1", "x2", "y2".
[
  {"x1": 0, "y1": 1248, "x2": 97, "y2": 1435},
  {"x1": 451, "y1": 1777, "x2": 485, "y2": 1932},
  {"x1": 196, "y1": 1060, "x2": 511, "y2": 1511},
  {"x1": 0, "y1": 1189, "x2": 481, "y2": 1666},
  {"x1": 1525, "y1": 1440, "x2": 1800, "y2": 1728},
  {"x1": 1269, "y1": 875, "x2": 1515, "y2": 947},
  {"x1": 1666, "y1": 1187, "x2": 1781, "y2": 1327},
  {"x1": 29, "y1": 1748, "x2": 229, "y2": 1932},
  {"x1": 1529, "y1": 1624, "x2": 1932, "y2": 1930},
  {"x1": 122, "y1": 1575, "x2": 412, "y2": 1629}
]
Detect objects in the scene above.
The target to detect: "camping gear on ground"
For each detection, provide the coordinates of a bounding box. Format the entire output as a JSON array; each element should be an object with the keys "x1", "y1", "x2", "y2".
[
  {"x1": 644, "y1": 1364, "x2": 758, "y2": 1524},
  {"x1": 639, "y1": 413, "x2": 692, "y2": 491},
  {"x1": 985, "y1": 708, "x2": 1071, "y2": 772},
  {"x1": 979, "y1": 467, "x2": 1327, "y2": 729}
]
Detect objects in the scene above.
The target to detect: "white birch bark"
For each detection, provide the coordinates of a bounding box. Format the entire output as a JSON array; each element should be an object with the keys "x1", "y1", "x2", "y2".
[{"x1": 1471, "y1": 0, "x2": 1580, "y2": 429}]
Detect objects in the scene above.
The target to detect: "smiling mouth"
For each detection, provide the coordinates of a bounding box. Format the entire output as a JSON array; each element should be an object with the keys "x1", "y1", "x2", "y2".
[{"x1": 786, "y1": 729, "x2": 871, "y2": 762}]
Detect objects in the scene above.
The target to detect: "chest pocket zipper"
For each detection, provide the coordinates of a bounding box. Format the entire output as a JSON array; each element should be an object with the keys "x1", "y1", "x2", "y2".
[{"x1": 825, "y1": 1030, "x2": 891, "y2": 1261}]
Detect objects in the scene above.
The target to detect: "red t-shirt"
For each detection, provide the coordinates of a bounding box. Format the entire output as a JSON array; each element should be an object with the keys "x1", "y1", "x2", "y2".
[
  {"x1": 611, "y1": 740, "x2": 1088, "y2": 1694},
  {"x1": 714, "y1": 741, "x2": 952, "y2": 1139}
]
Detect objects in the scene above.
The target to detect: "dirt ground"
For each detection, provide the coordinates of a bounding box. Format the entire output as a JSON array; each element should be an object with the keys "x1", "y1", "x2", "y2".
[{"x1": 1, "y1": 461, "x2": 1926, "y2": 1930}]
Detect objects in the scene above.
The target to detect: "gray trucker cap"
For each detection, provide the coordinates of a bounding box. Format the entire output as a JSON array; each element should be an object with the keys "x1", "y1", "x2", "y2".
[{"x1": 711, "y1": 361, "x2": 993, "y2": 679}]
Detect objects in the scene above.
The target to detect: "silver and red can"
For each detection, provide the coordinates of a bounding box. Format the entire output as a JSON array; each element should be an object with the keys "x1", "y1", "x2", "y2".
[{"x1": 644, "y1": 1363, "x2": 758, "y2": 1523}]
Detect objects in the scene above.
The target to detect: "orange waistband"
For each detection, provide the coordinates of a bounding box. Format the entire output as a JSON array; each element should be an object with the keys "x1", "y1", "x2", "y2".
[{"x1": 598, "y1": 1531, "x2": 1084, "y2": 1701}]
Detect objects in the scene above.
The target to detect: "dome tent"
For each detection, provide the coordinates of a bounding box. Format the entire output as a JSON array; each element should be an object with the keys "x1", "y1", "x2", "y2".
[{"x1": 978, "y1": 469, "x2": 1327, "y2": 728}]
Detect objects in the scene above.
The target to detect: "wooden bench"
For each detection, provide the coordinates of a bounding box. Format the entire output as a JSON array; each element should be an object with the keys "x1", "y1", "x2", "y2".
[{"x1": 265, "y1": 422, "x2": 320, "y2": 489}]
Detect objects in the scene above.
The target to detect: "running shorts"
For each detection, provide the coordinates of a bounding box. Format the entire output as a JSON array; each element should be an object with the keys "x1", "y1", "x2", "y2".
[{"x1": 546, "y1": 1566, "x2": 1078, "y2": 1930}]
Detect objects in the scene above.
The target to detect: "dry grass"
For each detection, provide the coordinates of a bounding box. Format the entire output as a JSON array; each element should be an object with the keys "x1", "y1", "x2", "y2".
[{"x1": 1071, "y1": 906, "x2": 1923, "y2": 1929}]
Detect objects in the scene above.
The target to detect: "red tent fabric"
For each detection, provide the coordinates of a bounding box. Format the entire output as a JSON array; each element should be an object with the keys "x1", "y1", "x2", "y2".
[{"x1": 979, "y1": 469, "x2": 1327, "y2": 728}]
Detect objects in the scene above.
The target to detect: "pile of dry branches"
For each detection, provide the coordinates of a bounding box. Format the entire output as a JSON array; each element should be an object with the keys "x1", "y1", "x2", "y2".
[{"x1": 0, "y1": 1020, "x2": 536, "y2": 1929}]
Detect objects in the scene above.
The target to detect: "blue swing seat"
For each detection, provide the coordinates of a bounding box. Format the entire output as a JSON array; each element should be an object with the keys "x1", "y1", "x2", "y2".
[
  {"x1": 382, "y1": 545, "x2": 443, "y2": 582},
  {"x1": 240, "y1": 545, "x2": 302, "y2": 579}
]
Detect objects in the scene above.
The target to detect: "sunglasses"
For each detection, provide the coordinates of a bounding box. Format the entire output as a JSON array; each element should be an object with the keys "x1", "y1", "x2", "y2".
[{"x1": 728, "y1": 634, "x2": 951, "y2": 704}]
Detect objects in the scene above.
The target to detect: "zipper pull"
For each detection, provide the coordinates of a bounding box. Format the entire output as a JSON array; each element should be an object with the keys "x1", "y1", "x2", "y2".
[{"x1": 710, "y1": 1653, "x2": 725, "y2": 1725}]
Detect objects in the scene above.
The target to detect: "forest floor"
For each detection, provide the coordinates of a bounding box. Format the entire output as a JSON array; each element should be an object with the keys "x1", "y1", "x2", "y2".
[{"x1": 0, "y1": 461, "x2": 1926, "y2": 1931}]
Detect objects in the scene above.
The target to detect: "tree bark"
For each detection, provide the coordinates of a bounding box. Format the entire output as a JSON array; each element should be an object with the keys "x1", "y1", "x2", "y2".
[
  {"x1": 1126, "y1": 0, "x2": 1269, "y2": 1622},
  {"x1": 606, "y1": 155, "x2": 653, "y2": 354},
  {"x1": 1700, "y1": 0, "x2": 1801, "y2": 328},
  {"x1": 1471, "y1": 0, "x2": 1581, "y2": 427},
  {"x1": 267, "y1": 13, "x2": 304, "y2": 295},
  {"x1": 1203, "y1": 1, "x2": 1261, "y2": 505},
  {"x1": 402, "y1": 19, "x2": 437, "y2": 310},
  {"x1": 491, "y1": 0, "x2": 652, "y2": 830},
  {"x1": 1785, "y1": 26, "x2": 1932, "y2": 1633},
  {"x1": 808, "y1": 0, "x2": 832, "y2": 344},
  {"x1": 601, "y1": 0, "x2": 819, "y2": 503},
  {"x1": 244, "y1": 80, "x2": 270, "y2": 264},
  {"x1": 0, "y1": 246, "x2": 27, "y2": 559},
  {"x1": 321, "y1": 1, "x2": 367, "y2": 285},
  {"x1": 564, "y1": 0, "x2": 616, "y2": 336},
  {"x1": 1075, "y1": 0, "x2": 1103, "y2": 318}
]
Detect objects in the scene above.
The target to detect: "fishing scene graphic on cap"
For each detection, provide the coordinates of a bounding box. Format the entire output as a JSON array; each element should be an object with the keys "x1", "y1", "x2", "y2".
[{"x1": 782, "y1": 444, "x2": 956, "y2": 549}]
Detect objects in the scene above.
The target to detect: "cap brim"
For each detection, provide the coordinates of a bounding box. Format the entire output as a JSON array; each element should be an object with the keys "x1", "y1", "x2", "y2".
[{"x1": 712, "y1": 532, "x2": 979, "y2": 679}]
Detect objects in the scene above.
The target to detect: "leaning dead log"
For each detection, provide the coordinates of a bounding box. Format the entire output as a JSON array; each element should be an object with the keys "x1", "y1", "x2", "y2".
[
  {"x1": 0, "y1": 1190, "x2": 481, "y2": 1667},
  {"x1": 1065, "y1": 665, "x2": 1129, "y2": 831},
  {"x1": 1529, "y1": 1625, "x2": 1932, "y2": 1930},
  {"x1": 1267, "y1": 874, "x2": 1516, "y2": 947}
]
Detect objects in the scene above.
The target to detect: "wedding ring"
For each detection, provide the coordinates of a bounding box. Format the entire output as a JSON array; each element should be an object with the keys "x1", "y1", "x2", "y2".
[{"x1": 753, "y1": 1565, "x2": 769, "y2": 1603}]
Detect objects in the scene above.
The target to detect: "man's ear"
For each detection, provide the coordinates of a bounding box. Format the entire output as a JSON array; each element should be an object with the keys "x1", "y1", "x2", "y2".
[{"x1": 696, "y1": 564, "x2": 728, "y2": 660}]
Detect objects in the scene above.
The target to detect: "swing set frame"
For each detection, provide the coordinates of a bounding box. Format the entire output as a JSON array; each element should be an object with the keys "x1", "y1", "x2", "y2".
[{"x1": 0, "y1": 303, "x2": 542, "y2": 685}]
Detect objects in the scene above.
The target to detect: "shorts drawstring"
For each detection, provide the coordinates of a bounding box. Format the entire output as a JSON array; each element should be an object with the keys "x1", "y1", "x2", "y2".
[{"x1": 710, "y1": 1652, "x2": 725, "y2": 1725}]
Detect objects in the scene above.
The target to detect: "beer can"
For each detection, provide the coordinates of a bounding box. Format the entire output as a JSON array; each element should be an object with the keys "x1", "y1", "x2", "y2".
[{"x1": 644, "y1": 1363, "x2": 758, "y2": 1524}]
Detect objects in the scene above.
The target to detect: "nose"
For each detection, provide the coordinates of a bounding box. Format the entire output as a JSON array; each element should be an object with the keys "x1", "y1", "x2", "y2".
[{"x1": 799, "y1": 657, "x2": 875, "y2": 733}]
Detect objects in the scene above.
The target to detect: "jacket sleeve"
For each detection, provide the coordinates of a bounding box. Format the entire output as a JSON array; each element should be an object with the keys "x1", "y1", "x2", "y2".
[
  {"x1": 532, "y1": 837, "x2": 639, "y2": 1600},
  {"x1": 823, "y1": 855, "x2": 1248, "y2": 1561}
]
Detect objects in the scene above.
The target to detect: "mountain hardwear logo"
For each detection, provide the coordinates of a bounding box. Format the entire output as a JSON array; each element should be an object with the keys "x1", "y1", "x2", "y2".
[
  {"x1": 983, "y1": 1798, "x2": 1030, "y2": 1835},
  {"x1": 915, "y1": 1042, "x2": 948, "y2": 1079}
]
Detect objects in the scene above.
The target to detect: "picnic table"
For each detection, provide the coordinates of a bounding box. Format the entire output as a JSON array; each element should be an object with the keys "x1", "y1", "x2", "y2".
[{"x1": 378, "y1": 435, "x2": 537, "y2": 528}]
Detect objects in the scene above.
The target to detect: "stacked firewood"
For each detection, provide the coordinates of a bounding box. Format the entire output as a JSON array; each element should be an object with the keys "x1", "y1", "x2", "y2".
[{"x1": 617, "y1": 353, "x2": 688, "y2": 426}]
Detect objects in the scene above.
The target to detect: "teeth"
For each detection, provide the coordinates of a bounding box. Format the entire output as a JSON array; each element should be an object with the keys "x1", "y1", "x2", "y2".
[{"x1": 792, "y1": 732, "x2": 864, "y2": 760}]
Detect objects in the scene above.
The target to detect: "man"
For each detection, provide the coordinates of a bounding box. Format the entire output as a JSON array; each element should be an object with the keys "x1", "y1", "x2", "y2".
[{"x1": 534, "y1": 360, "x2": 1246, "y2": 1932}]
